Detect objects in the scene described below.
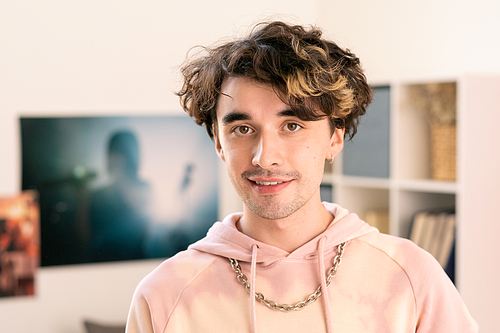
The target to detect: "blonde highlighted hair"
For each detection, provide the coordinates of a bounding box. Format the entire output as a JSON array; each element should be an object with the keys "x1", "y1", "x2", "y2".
[{"x1": 177, "y1": 21, "x2": 372, "y2": 140}]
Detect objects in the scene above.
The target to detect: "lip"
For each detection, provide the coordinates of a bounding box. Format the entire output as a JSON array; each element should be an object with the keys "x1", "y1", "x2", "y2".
[{"x1": 247, "y1": 178, "x2": 293, "y2": 195}]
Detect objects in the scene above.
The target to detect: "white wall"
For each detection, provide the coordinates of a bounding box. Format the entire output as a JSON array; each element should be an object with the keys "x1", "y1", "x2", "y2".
[
  {"x1": 0, "y1": 1, "x2": 317, "y2": 332},
  {"x1": 1, "y1": 1, "x2": 499, "y2": 332},
  {"x1": 318, "y1": 0, "x2": 500, "y2": 79}
]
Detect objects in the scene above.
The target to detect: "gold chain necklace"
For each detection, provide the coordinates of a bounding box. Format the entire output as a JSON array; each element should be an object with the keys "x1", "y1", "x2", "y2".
[{"x1": 228, "y1": 242, "x2": 346, "y2": 312}]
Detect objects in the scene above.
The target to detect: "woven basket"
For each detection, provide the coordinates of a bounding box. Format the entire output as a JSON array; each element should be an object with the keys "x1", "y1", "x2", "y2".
[{"x1": 431, "y1": 124, "x2": 456, "y2": 181}]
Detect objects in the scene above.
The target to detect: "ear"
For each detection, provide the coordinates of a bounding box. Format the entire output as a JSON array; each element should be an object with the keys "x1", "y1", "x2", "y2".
[
  {"x1": 213, "y1": 124, "x2": 225, "y2": 162},
  {"x1": 327, "y1": 128, "x2": 345, "y2": 160}
]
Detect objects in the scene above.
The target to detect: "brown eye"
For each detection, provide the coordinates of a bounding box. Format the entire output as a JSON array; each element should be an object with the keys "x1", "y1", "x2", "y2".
[
  {"x1": 236, "y1": 126, "x2": 250, "y2": 134},
  {"x1": 285, "y1": 123, "x2": 300, "y2": 132}
]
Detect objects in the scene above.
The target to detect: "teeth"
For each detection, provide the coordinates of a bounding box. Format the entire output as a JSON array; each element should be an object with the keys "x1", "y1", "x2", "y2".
[{"x1": 255, "y1": 181, "x2": 284, "y2": 186}]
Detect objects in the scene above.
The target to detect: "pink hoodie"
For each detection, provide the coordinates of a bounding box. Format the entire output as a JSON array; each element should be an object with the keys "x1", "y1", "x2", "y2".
[{"x1": 126, "y1": 202, "x2": 478, "y2": 332}]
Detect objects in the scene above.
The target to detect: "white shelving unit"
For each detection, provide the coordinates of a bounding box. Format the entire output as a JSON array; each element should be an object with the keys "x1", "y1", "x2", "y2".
[{"x1": 321, "y1": 75, "x2": 500, "y2": 325}]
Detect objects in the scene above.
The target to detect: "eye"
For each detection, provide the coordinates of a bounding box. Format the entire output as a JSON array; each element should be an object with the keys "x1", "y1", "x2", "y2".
[
  {"x1": 285, "y1": 123, "x2": 301, "y2": 132},
  {"x1": 234, "y1": 125, "x2": 252, "y2": 135}
]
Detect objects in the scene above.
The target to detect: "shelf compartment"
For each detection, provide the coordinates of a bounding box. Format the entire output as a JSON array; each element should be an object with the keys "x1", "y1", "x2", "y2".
[
  {"x1": 342, "y1": 85, "x2": 391, "y2": 178},
  {"x1": 396, "y1": 81, "x2": 457, "y2": 181},
  {"x1": 335, "y1": 186, "x2": 390, "y2": 233},
  {"x1": 320, "y1": 183, "x2": 333, "y2": 203},
  {"x1": 396, "y1": 190, "x2": 455, "y2": 239}
]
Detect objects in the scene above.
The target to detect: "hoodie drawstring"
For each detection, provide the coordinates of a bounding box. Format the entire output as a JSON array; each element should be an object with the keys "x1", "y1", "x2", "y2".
[
  {"x1": 233, "y1": 240, "x2": 341, "y2": 333},
  {"x1": 250, "y1": 243, "x2": 259, "y2": 333},
  {"x1": 319, "y1": 236, "x2": 334, "y2": 333}
]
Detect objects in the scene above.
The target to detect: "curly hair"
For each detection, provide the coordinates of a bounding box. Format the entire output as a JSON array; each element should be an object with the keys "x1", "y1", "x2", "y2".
[{"x1": 176, "y1": 21, "x2": 372, "y2": 140}]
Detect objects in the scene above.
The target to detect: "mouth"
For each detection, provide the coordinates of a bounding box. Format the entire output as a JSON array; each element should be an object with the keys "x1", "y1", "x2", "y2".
[
  {"x1": 248, "y1": 178, "x2": 292, "y2": 195},
  {"x1": 242, "y1": 170, "x2": 299, "y2": 195},
  {"x1": 253, "y1": 181, "x2": 285, "y2": 186}
]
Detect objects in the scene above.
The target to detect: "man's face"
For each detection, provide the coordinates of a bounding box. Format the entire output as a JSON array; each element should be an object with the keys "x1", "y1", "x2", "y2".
[{"x1": 214, "y1": 76, "x2": 344, "y2": 220}]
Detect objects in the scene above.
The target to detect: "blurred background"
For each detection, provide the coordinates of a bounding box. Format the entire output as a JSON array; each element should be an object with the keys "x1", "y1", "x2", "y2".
[{"x1": 1, "y1": 1, "x2": 499, "y2": 332}]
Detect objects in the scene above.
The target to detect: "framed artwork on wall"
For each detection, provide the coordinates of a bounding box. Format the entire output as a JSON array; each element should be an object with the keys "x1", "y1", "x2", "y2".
[
  {"x1": 0, "y1": 191, "x2": 39, "y2": 297},
  {"x1": 20, "y1": 115, "x2": 219, "y2": 266}
]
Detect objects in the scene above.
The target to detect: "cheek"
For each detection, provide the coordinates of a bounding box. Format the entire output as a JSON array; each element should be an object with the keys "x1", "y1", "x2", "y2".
[
  {"x1": 290, "y1": 148, "x2": 327, "y2": 180},
  {"x1": 220, "y1": 144, "x2": 248, "y2": 169},
  {"x1": 296, "y1": 138, "x2": 329, "y2": 162}
]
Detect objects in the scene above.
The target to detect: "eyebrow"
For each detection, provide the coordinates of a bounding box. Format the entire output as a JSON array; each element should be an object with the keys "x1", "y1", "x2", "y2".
[
  {"x1": 221, "y1": 111, "x2": 251, "y2": 125},
  {"x1": 277, "y1": 109, "x2": 297, "y2": 118},
  {"x1": 221, "y1": 109, "x2": 297, "y2": 125}
]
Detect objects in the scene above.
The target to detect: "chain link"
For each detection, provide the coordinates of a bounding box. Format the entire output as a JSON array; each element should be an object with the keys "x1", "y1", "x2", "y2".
[{"x1": 229, "y1": 242, "x2": 346, "y2": 312}]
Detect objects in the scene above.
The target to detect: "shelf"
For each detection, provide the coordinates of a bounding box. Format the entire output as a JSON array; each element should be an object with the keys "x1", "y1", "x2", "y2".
[
  {"x1": 323, "y1": 79, "x2": 460, "y2": 275},
  {"x1": 397, "y1": 179, "x2": 458, "y2": 194},
  {"x1": 335, "y1": 175, "x2": 391, "y2": 189},
  {"x1": 320, "y1": 74, "x2": 500, "y2": 326},
  {"x1": 324, "y1": 175, "x2": 456, "y2": 194}
]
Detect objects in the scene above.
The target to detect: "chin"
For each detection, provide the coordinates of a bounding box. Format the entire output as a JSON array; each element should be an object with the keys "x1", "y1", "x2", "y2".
[{"x1": 246, "y1": 197, "x2": 303, "y2": 221}]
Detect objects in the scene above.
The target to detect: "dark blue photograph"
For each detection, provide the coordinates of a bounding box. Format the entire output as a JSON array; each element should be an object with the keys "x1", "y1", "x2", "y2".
[{"x1": 20, "y1": 115, "x2": 218, "y2": 266}]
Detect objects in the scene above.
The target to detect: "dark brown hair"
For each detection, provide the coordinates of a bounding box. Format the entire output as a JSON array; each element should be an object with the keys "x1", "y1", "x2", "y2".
[{"x1": 177, "y1": 21, "x2": 372, "y2": 140}]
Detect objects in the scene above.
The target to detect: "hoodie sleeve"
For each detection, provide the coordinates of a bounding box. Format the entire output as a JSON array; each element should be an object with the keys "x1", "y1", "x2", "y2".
[
  {"x1": 401, "y1": 239, "x2": 478, "y2": 332},
  {"x1": 126, "y1": 289, "x2": 155, "y2": 333},
  {"x1": 125, "y1": 250, "x2": 219, "y2": 333},
  {"x1": 124, "y1": 259, "x2": 177, "y2": 333},
  {"x1": 362, "y1": 232, "x2": 478, "y2": 332},
  {"x1": 412, "y1": 251, "x2": 478, "y2": 333}
]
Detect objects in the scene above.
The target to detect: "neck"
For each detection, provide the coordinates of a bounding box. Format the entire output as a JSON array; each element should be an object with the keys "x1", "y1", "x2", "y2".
[{"x1": 238, "y1": 195, "x2": 333, "y2": 253}]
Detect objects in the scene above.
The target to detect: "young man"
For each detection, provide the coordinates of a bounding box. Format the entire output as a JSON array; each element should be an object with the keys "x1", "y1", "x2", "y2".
[{"x1": 126, "y1": 21, "x2": 477, "y2": 332}]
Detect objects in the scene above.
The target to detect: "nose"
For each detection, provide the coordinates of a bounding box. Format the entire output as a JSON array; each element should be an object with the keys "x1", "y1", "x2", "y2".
[{"x1": 251, "y1": 133, "x2": 283, "y2": 168}]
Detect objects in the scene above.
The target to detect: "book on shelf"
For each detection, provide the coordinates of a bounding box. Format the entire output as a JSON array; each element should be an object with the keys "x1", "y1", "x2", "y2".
[
  {"x1": 436, "y1": 213, "x2": 456, "y2": 268},
  {"x1": 409, "y1": 208, "x2": 456, "y2": 281}
]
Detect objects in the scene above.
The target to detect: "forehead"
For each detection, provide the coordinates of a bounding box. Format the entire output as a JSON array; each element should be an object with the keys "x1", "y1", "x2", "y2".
[
  {"x1": 217, "y1": 77, "x2": 289, "y2": 117},
  {"x1": 219, "y1": 76, "x2": 276, "y2": 95}
]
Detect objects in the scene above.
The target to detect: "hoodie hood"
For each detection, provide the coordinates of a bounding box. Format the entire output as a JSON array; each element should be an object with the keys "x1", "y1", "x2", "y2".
[{"x1": 189, "y1": 202, "x2": 377, "y2": 265}]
